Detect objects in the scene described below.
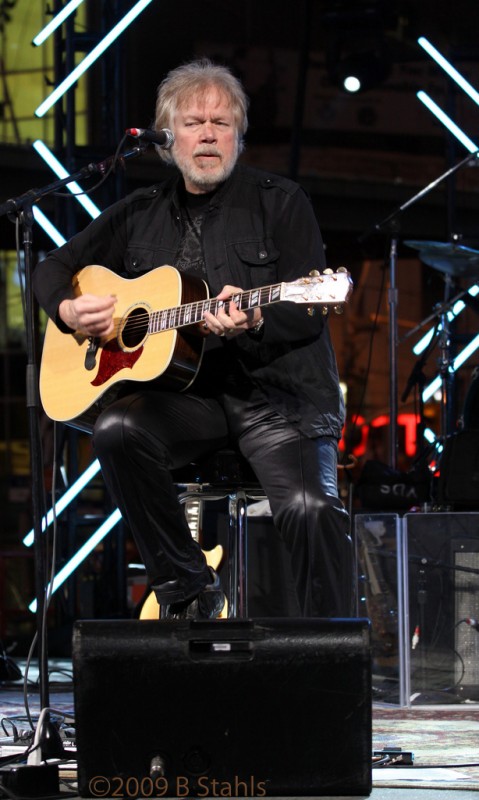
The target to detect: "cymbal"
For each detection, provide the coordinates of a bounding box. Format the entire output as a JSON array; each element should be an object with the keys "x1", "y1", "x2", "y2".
[{"x1": 404, "y1": 240, "x2": 479, "y2": 278}]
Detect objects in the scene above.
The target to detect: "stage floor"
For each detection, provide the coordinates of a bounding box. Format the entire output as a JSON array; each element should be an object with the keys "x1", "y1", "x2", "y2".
[{"x1": 1, "y1": 659, "x2": 479, "y2": 799}]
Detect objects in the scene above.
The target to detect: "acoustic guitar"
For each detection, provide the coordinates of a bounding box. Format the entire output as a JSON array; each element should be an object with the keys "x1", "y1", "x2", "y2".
[{"x1": 39, "y1": 264, "x2": 353, "y2": 429}]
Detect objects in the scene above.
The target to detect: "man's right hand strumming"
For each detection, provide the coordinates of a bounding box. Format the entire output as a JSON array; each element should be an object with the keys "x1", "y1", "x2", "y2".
[{"x1": 58, "y1": 293, "x2": 116, "y2": 337}]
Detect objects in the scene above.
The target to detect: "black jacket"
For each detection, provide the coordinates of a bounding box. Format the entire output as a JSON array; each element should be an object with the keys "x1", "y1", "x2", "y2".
[{"x1": 34, "y1": 163, "x2": 345, "y2": 438}]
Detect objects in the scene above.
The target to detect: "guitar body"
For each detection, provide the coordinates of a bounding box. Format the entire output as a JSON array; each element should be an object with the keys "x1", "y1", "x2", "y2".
[{"x1": 39, "y1": 265, "x2": 207, "y2": 427}]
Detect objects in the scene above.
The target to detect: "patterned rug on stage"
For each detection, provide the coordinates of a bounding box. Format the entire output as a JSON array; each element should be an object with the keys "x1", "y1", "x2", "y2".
[
  {"x1": 372, "y1": 706, "x2": 479, "y2": 790},
  {"x1": 2, "y1": 684, "x2": 479, "y2": 792}
]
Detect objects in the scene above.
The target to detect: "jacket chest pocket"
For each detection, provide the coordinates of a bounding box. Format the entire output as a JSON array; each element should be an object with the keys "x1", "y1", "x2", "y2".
[
  {"x1": 232, "y1": 240, "x2": 280, "y2": 287},
  {"x1": 125, "y1": 244, "x2": 178, "y2": 275}
]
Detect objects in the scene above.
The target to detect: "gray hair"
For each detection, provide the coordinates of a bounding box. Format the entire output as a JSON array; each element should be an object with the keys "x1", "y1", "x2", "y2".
[{"x1": 154, "y1": 58, "x2": 249, "y2": 163}]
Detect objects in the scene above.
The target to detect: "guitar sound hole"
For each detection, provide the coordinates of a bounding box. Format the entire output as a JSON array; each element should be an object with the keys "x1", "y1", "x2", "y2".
[{"x1": 121, "y1": 307, "x2": 149, "y2": 348}]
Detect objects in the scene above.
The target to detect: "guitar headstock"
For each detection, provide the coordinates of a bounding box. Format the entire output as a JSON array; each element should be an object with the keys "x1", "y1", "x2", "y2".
[{"x1": 282, "y1": 268, "x2": 353, "y2": 313}]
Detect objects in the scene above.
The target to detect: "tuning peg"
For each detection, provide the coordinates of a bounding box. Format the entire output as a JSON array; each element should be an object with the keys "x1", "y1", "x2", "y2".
[
  {"x1": 336, "y1": 266, "x2": 348, "y2": 273},
  {"x1": 323, "y1": 268, "x2": 333, "y2": 275},
  {"x1": 333, "y1": 305, "x2": 344, "y2": 315},
  {"x1": 307, "y1": 270, "x2": 319, "y2": 314}
]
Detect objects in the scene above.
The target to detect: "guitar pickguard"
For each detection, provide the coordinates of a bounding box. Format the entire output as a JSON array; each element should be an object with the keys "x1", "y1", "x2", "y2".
[{"x1": 91, "y1": 339, "x2": 144, "y2": 386}]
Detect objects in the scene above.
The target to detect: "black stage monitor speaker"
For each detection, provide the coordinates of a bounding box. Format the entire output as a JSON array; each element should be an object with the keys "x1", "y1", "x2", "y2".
[{"x1": 73, "y1": 618, "x2": 372, "y2": 797}]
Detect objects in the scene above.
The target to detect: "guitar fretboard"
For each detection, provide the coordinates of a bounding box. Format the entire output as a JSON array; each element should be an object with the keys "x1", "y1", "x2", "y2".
[{"x1": 149, "y1": 283, "x2": 283, "y2": 334}]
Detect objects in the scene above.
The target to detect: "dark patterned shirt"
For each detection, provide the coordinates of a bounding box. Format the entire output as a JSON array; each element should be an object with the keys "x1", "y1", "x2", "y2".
[{"x1": 175, "y1": 190, "x2": 215, "y2": 277}]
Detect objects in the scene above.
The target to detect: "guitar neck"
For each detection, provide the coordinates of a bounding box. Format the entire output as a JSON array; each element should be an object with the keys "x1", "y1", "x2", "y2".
[{"x1": 149, "y1": 284, "x2": 282, "y2": 334}]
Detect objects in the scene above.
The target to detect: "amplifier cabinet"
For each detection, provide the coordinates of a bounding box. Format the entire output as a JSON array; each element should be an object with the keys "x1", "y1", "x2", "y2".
[
  {"x1": 73, "y1": 618, "x2": 372, "y2": 797},
  {"x1": 405, "y1": 512, "x2": 479, "y2": 703},
  {"x1": 355, "y1": 511, "x2": 479, "y2": 706}
]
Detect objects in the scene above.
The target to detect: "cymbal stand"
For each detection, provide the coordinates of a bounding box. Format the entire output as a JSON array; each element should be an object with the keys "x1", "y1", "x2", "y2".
[
  {"x1": 358, "y1": 148, "x2": 479, "y2": 470},
  {"x1": 400, "y1": 274, "x2": 470, "y2": 461},
  {"x1": 437, "y1": 276, "x2": 454, "y2": 440}
]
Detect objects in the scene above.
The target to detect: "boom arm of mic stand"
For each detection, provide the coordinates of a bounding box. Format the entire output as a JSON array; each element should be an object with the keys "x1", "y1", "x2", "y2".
[
  {"x1": 359, "y1": 150, "x2": 479, "y2": 245},
  {"x1": 85, "y1": 144, "x2": 148, "y2": 178},
  {"x1": 0, "y1": 144, "x2": 147, "y2": 219},
  {"x1": 399, "y1": 284, "x2": 472, "y2": 344}
]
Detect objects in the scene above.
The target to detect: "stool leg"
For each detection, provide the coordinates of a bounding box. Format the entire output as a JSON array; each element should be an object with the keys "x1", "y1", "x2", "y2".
[{"x1": 228, "y1": 490, "x2": 248, "y2": 618}]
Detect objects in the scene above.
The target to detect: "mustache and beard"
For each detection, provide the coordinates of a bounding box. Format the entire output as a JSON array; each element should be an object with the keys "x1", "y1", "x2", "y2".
[{"x1": 172, "y1": 140, "x2": 240, "y2": 192}]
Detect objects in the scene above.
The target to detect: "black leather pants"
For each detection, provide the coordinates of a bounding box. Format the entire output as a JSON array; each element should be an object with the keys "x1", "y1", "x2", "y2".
[{"x1": 93, "y1": 386, "x2": 353, "y2": 617}]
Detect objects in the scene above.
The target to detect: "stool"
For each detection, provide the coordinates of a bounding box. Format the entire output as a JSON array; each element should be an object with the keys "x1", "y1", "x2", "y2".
[{"x1": 139, "y1": 450, "x2": 267, "y2": 619}]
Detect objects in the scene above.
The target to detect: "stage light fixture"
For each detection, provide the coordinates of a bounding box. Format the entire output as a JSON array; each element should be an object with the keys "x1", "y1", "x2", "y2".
[
  {"x1": 23, "y1": 459, "x2": 102, "y2": 547},
  {"x1": 417, "y1": 91, "x2": 478, "y2": 153},
  {"x1": 33, "y1": 0, "x2": 85, "y2": 46},
  {"x1": 35, "y1": 0, "x2": 154, "y2": 118},
  {"x1": 343, "y1": 74, "x2": 361, "y2": 94},
  {"x1": 33, "y1": 140, "x2": 101, "y2": 219},
  {"x1": 29, "y1": 508, "x2": 122, "y2": 613},
  {"x1": 418, "y1": 37, "x2": 479, "y2": 108},
  {"x1": 335, "y1": 51, "x2": 391, "y2": 93},
  {"x1": 32, "y1": 207, "x2": 66, "y2": 247}
]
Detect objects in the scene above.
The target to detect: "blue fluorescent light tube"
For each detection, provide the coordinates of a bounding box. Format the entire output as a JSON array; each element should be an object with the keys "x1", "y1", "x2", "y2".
[
  {"x1": 35, "y1": 0, "x2": 154, "y2": 117},
  {"x1": 418, "y1": 37, "x2": 479, "y2": 107},
  {"x1": 413, "y1": 285, "x2": 479, "y2": 355},
  {"x1": 423, "y1": 428, "x2": 443, "y2": 453},
  {"x1": 32, "y1": 207, "x2": 66, "y2": 247},
  {"x1": 29, "y1": 508, "x2": 122, "y2": 613},
  {"x1": 23, "y1": 459, "x2": 102, "y2": 547},
  {"x1": 422, "y1": 332, "x2": 479, "y2": 402},
  {"x1": 417, "y1": 91, "x2": 478, "y2": 153},
  {"x1": 422, "y1": 376, "x2": 442, "y2": 403},
  {"x1": 33, "y1": 140, "x2": 101, "y2": 219},
  {"x1": 423, "y1": 428, "x2": 437, "y2": 444},
  {"x1": 33, "y1": 0, "x2": 85, "y2": 46},
  {"x1": 452, "y1": 331, "x2": 479, "y2": 371}
]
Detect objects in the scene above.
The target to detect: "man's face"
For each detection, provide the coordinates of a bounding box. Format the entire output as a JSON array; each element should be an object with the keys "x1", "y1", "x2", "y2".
[{"x1": 171, "y1": 87, "x2": 239, "y2": 194}]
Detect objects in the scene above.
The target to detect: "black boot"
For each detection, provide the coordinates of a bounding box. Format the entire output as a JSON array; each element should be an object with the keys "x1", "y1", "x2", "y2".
[{"x1": 164, "y1": 568, "x2": 226, "y2": 620}]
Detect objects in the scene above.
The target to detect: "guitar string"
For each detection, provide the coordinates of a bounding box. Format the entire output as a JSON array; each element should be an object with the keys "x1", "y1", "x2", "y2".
[
  {"x1": 108, "y1": 284, "x2": 282, "y2": 338},
  {"x1": 103, "y1": 273, "x2": 348, "y2": 340},
  {"x1": 109, "y1": 293, "x2": 345, "y2": 338}
]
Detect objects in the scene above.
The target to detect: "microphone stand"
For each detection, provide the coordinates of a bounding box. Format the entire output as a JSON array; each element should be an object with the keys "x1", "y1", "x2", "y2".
[
  {"x1": 358, "y1": 148, "x2": 479, "y2": 470},
  {"x1": 0, "y1": 144, "x2": 145, "y2": 749}
]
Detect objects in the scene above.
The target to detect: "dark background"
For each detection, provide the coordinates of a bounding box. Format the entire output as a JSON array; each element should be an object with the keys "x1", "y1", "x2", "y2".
[{"x1": 3, "y1": 0, "x2": 479, "y2": 262}]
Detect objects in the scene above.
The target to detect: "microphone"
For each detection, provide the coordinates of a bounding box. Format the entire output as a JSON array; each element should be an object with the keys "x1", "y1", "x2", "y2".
[{"x1": 126, "y1": 127, "x2": 175, "y2": 149}]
